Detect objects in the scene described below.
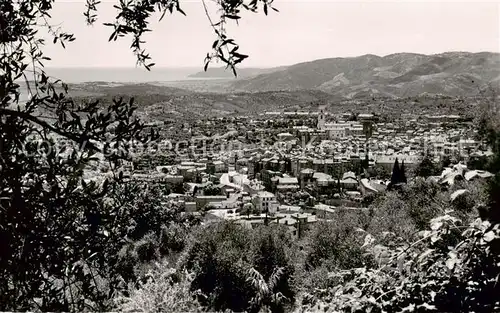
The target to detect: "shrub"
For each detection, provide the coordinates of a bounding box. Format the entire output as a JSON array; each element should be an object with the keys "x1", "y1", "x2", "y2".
[
  {"x1": 135, "y1": 233, "x2": 159, "y2": 263},
  {"x1": 402, "y1": 179, "x2": 445, "y2": 230},
  {"x1": 251, "y1": 226, "x2": 297, "y2": 313},
  {"x1": 298, "y1": 213, "x2": 500, "y2": 313},
  {"x1": 115, "y1": 244, "x2": 139, "y2": 284},
  {"x1": 369, "y1": 179, "x2": 444, "y2": 237},
  {"x1": 367, "y1": 192, "x2": 418, "y2": 241},
  {"x1": 304, "y1": 212, "x2": 375, "y2": 271},
  {"x1": 115, "y1": 261, "x2": 204, "y2": 312},
  {"x1": 159, "y1": 223, "x2": 188, "y2": 256},
  {"x1": 415, "y1": 156, "x2": 441, "y2": 178},
  {"x1": 184, "y1": 222, "x2": 253, "y2": 312},
  {"x1": 183, "y1": 222, "x2": 297, "y2": 313}
]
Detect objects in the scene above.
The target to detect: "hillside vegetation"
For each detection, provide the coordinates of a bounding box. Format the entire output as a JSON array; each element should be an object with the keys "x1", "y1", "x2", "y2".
[
  {"x1": 64, "y1": 82, "x2": 482, "y2": 122},
  {"x1": 65, "y1": 84, "x2": 335, "y2": 120}
]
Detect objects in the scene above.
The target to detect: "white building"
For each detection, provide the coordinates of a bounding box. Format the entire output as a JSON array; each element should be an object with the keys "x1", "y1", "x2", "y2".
[
  {"x1": 252, "y1": 191, "x2": 279, "y2": 214},
  {"x1": 317, "y1": 110, "x2": 364, "y2": 139}
]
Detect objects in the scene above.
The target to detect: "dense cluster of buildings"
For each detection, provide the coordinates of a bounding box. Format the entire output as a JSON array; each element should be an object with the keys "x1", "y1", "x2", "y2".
[{"x1": 81, "y1": 105, "x2": 492, "y2": 239}]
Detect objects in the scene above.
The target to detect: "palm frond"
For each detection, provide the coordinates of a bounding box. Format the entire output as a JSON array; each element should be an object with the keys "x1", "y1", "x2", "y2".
[
  {"x1": 247, "y1": 267, "x2": 269, "y2": 305},
  {"x1": 268, "y1": 266, "x2": 285, "y2": 291}
]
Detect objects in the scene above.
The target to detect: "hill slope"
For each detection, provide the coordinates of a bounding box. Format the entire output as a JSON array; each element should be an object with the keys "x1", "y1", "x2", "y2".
[
  {"x1": 69, "y1": 82, "x2": 335, "y2": 120},
  {"x1": 230, "y1": 52, "x2": 500, "y2": 98}
]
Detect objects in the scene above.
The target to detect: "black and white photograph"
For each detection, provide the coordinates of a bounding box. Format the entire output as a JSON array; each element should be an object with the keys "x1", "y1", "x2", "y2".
[{"x1": 1, "y1": 0, "x2": 499, "y2": 312}]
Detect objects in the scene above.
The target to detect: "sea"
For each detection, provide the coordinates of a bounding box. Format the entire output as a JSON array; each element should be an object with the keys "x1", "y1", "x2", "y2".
[
  {"x1": 15, "y1": 67, "x2": 216, "y2": 103},
  {"x1": 44, "y1": 67, "x2": 202, "y2": 83}
]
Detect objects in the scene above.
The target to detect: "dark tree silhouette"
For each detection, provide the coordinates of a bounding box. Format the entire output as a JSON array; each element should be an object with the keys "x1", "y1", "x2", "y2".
[
  {"x1": 363, "y1": 153, "x2": 370, "y2": 170},
  {"x1": 390, "y1": 158, "x2": 401, "y2": 186},
  {"x1": 400, "y1": 160, "x2": 408, "y2": 184}
]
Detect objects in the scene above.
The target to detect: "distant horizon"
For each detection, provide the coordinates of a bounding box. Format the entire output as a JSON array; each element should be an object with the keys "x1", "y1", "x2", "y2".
[{"x1": 44, "y1": 50, "x2": 500, "y2": 70}]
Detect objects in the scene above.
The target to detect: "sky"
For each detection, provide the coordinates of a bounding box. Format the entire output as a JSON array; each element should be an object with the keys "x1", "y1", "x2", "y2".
[{"x1": 43, "y1": 0, "x2": 500, "y2": 68}]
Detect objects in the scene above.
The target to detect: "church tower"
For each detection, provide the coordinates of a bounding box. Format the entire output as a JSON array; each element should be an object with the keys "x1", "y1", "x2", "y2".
[{"x1": 317, "y1": 105, "x2": 326, "y2": 130}]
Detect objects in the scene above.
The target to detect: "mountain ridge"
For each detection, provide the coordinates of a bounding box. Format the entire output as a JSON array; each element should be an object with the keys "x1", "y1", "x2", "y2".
[{"x1": 228, "y1": 51, "x2": 500, "y2": 98}]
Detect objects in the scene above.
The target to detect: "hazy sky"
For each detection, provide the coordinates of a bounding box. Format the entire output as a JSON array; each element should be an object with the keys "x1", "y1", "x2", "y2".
[{"x1": 44, "y1": 0, "x2": 500, "y2": 68}]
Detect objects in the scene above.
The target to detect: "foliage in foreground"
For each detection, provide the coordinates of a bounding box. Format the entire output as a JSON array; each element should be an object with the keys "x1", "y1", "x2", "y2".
[
  {"x1": 115, "y1": 261, "x2": 204, "y2": 313},
  {"x1": 1, "y1": 0, "x2": 278, "y2": 310},
  {"x1": 182, "y1": 222, "x2": 297, "y2": 313},
  {"x1": 117, "y1": 201, "x2": 499, "y2": 313},
  {"x1": 297, "y1": 214, "x2": 499, "y2": 312}
]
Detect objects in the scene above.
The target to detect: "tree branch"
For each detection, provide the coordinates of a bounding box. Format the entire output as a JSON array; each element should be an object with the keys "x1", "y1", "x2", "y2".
[{"x1": 0, "y1": 108, "x2": 99, "y2": 152}]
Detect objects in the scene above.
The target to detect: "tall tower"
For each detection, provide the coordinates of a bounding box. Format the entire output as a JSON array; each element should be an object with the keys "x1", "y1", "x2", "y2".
[{"x1": 317, "y1": 104, "x2": 326, "y2": 130}]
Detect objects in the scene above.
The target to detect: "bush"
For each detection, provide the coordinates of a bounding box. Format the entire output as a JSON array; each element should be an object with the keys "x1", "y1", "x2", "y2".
[
  {"x1": 415, "y1": 156, "x2": 441, "y2": 177},
  {"x1": 159, "y1": 223, "x2": 188, "y2": 256},
  {"x1": 367, "y1": 192, "x2": 418, "y2": 241},
  {"x1": 204, "y1": 184, "x2": 222, "y2": 196},
  {"x1": 250, "y1": 227, "x2": 297, "y2": 313},
  {"x1": 115, "y1": 244, "x2": 139, "y2": 284},
  {"x1": 182, "y1": 222, "x2": 297, "y2": 313},
  {"x1": 297, "y1": 264, "x2": 331, "y2": 292},
  {"x1": 135, "y1": 233, "x2": 159, "y2": 263},
  {"x1": 115, "y1": 261, "x2": 204, "y2": 312},
  {"x1": 183, "y1": 222, "x2": 253, "y2": 312},
  {"x1": 369, "y1": 179, "x2": 444, "y2": 236},
  {"x1": 304, "y1": 212, "x2": 375, "y2": 271},
  {"x1": 298, "y1": 213, "x2": 500, "y2": 313}
]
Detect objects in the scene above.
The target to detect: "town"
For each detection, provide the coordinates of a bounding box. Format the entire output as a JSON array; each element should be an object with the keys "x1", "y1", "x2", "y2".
[{"x1": 80, "y1": 105, "x2": 494, "y2": 240}]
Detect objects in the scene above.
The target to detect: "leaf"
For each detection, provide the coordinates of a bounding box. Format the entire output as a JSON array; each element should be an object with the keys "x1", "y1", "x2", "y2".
[
  {"x1": 483, "y1": 231, "x2": 496, "y2": 242},
  {"x1": 159, "y1": 9, "x2": 168, "y2": 21},
  {"x1": 108, "y1": 30, "x2": 118, "y2": 42},
  {"x1": 176, "y1": 6, "x2": 186, "y2": 16},
  {"x1": 445, "y1": 251, "x2": 457, "y2": 270},
  {"x1": 224, "y1": 14, "x2": 241, "y2": 20},
  {"x1": 361, "y1": 234, "x2": 375, "y2": 248},
  {"x1": 401, "y1": 304, "x2": 416, "y2": 312},
  {"x1": 430, "y1": 234, "x2": 440, "y2": 243},
  {"x1": 450, "y1": 189, "x2": 469, "y2": 202},
  {"x1": 430, "y1": 220, "x2": 443, "y2": 231},
  {"x1": 102, "y1": 179, "x2": 109, "y2": 194},
  {"x1": 418, "y1": 249, "x2": 435, "y2": 263},
  {"x1": 263, "y1": 3, "x2": 268, "y2": 15},
  {"x1": 232, "y1": 52, "x2": 248, "y2": 59}
]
